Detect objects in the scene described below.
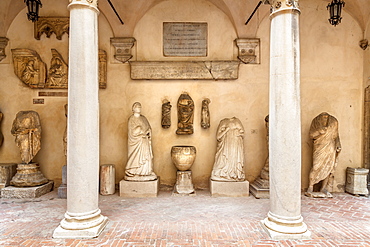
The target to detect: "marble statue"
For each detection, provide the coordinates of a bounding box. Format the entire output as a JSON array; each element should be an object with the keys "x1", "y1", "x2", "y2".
[
  {"x1": 176, "y1": 92, "x2": 194, "y2": 135},
  {"x1": 201, "y1": 98, "x2": 211, "y2": 129},
  {"x1": 0, "y1": 110, "x2": 3, "y2": 146},
  {"x1": 211, "y1": 117, "x2": 245, "y2": 182},
  {"x1": 306, "y1": 112, "x2": 341, "y2": 198},
  {"x1": 11, "y1": 111, "x2": 42, "y2": 164},
  {"x1": 125, "y1": 102, "x2": 157, "y2": 181},
  {"x1": 161, "y1": 99, "x2": 171, "y2": 129}
]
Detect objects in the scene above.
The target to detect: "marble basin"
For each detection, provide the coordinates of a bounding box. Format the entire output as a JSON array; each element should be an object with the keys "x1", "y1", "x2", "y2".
[{"x1": 171, "y1": 145, "x2": 196, "y2": 171}]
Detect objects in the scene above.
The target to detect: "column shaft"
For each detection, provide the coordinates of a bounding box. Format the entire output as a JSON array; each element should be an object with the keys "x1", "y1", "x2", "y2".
[
  {"x1": 262, "y1": 0, "x2": 310, "y2": 239},
  {"x1": 53, "y1": 0, "x2": 108, "y2": 238}
]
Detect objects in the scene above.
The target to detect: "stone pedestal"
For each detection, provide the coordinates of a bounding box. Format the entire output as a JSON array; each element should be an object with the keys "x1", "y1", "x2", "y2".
[
  {"x1": 100, "y1": 164, "x2": 115, "y2": 195},
  {"x1": 210, "y1": 179, "x2": 249, "y2": 197},
  {"x1": 346, "y1": 167, "x2": 369, "y2": 196},
  {"x1": 10, "y1": 163, "x2": 48, "y2": 187},
  {"x1": 173, "y1": 171, "x2": 195, "y2": 195},
  {"x1": 250, "y1": 177, "x2": 269, "y2": 199},
  {"x1": 0, "y1": 163, "x2": 17, "y2": 188},
  {"x1": 119, "y1": 178, "x2": 159, "y2": 197},
  {"x1": 58, "y1": 165, "x2": 67, "y2": 198},
  {"x1": 1, "y1": 181, "x2": 53, "y2": 198}
]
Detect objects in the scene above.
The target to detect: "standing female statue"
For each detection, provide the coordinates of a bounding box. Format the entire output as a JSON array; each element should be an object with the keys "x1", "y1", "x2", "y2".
[
  {"x1": 306, "y1": 112, "x2": 341, "y2": 198},
  {"x1": 211, "y1": 117, "x2": 245, "y2": 181},
  {"x1": 125, "y1": 102, "x2": 157, "y2": 181}
]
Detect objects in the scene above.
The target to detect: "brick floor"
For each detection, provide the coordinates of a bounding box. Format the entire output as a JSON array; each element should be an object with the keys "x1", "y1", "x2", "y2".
[{"x1": 1, "y1": 190, "x2": 370, "y2": 246}]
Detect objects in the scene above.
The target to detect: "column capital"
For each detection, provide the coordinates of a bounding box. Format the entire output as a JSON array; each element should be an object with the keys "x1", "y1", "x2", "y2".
[
  {"x1": 68, "y1": 0, "x2": 98, "y2": 10},
  {"x1": 265, "y1": 0, "x2": 300, "y2": 15}
]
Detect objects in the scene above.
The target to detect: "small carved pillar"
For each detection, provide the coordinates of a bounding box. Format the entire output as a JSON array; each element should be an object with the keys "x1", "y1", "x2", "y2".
[
  {"x1": 0, "y1": 37, "x2": 9, "y2": 62},
  {"x1": 110, "y1": 37, "x2": 136, "y2": 63},
  {"x1": 261, "y1": 0, "x2": 310, "y2": 239},
  {"x1": 53, "y1": 0, "x2": 108, "y2": 239},
  {"x1": 235, "y1": 38, "x2": 260, "y2": 64}
]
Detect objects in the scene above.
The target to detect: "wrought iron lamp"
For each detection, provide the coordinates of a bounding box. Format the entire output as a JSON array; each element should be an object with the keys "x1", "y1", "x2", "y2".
[
  {"x1": 327, "y1": 0, "x2": 345, "y2": 26},
  {"x1": 24, "y1": 0, "x2": 42, "y2": 22}
]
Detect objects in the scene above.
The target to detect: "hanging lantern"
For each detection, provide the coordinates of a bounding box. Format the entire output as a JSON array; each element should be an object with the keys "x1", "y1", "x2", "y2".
[
  {"x1": 327, "y1": 0, "x2": 345, "y2": 26},
  {"x1": 24, "y1": 0, "x2": 42, "y2": 22}
]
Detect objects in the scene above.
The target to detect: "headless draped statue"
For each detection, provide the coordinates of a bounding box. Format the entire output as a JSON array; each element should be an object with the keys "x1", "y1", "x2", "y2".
[
  {"x1": 306, "y1": 112, "x2": 341, "y2": 198},
  {"x1": 11, "y1": 111, "x2": 41, "y2": 164},
  {"x1": 211, "y1": 117, "x2": 245, "y2": 182},
  {"x1": 125, "y1": 102, "x2": 157, "y2": 181}
]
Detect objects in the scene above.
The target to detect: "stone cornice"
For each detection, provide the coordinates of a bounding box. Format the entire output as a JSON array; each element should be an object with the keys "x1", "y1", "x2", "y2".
[
  {"x1": 265, "y1": 0, "x2": 300, "y2": 16},
  {"x1": 68, "y1": 0, "x2": 99, "y2": 12}
]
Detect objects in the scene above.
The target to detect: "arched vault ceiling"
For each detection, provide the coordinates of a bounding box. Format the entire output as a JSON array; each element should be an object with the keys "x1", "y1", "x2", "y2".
[{"x1": 0, "y1": 0, "x2": 370, "y2": 37}]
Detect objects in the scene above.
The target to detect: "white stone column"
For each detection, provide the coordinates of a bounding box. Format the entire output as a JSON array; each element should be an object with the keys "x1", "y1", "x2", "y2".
[
  {"x1": 261, "y1": 0, "x2": 310, "y2": 239},
  {"x1": 53, "y1": 0, "x2": 108, "y2": 238}
]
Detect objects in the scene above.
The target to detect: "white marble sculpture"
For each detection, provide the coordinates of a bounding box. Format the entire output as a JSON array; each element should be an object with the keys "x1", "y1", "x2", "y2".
[
  {"x1": 211, "y1": 117, "x2": 245, "y2": 182},
  {"x1": 306, "y1": 112, "x2": 341, "y2": 198},
  {"x1": 125, "y1": 102, "x2": 157, "y2": 181}
]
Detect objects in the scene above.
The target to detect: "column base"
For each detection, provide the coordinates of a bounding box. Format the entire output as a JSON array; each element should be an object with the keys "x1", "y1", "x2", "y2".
[
  {"x1": 53, "y1": 216, "x2": 108, "y2": 239},
  {"x1": 261, "y1": 212, "x2": 311, "y2": 240},
  {"x1": 53, "y1": 209, "x2": 108, "y2": 239}
]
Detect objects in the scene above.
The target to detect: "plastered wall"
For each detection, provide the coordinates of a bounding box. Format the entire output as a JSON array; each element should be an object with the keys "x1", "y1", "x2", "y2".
[{"x1": 0, "y1": 0, "x2": 366, "y2": 192}]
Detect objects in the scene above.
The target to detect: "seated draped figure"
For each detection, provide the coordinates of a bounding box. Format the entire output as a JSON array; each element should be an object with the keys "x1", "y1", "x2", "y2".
[
  {"x1": 11, "y1": 111, "x2": 42, "y2": 164},
  {"x1": 211, "y1": 117, "x2": 246, "y2": 182},
  {"x1": 124, "y1": 102, "x2": 157, "y2": 181}
]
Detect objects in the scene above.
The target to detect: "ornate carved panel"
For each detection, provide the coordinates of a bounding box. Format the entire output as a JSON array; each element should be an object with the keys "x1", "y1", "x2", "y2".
[
  {"x1": 99, "y1": 49, "x2": 107, "y2": 89},
  {"x1": 0, "y1": 37, "x2": 9, "y2": 62},
  {"x1": 11, "y1": 49, "x2": 47, "y2": 89},
  {"x1": 46, "y1": 49, "x2": 68, "y2": 88},
  {"x1": 34, "y1": 17, "x2": 69, "y2": 40}
]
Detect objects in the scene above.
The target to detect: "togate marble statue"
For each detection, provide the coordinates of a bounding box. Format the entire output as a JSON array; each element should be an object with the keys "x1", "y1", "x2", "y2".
[
  {"x1": 11, "y1": 111, "x2": 42, "y2": 164},
  {"x1": 125, "y1": 102, "x2": 157, "y2": 181},
  {"x1": 176, "y1": 92, "x2": 194, "y2": 135},
  {"x1": 211, "y1": 117, "x2": 245, "y2": 182},
  {"x1": 306, "y1": 112, "x2": 341, "y2": 198},
  {"x1": 201, "y1": 98, "x2": 211, "y2": 129},
  {"x1": 161, "y1": 99, "x2": 171, "y2": 129}
]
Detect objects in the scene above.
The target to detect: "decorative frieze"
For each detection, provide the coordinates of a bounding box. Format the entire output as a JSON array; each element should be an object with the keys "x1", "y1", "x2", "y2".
[
  {"x1": 0, "y1": 37, "x2": 9, "y2": 62},
  {"x1": 34, "y1": 17, "x2": 69, "y2": 40},
  {"x1": 110, "y1": 37, "x2": 136, "y2": 63},
  {"x1": 130, "y1": 61, "x2": 239, "y2": 80},
  {"x1": 235, "y1": 38, "x2": 260, "y2": 64}
]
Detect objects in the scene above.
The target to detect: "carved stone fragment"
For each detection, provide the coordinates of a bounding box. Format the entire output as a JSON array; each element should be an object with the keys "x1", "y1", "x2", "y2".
[
  {"x1": 235, "y1": 38, "x2": 260, "y2": 64},
  {"x1": 46, "y1": 49, "x2": 68, "y2": 88},
  {"x1": 161, "y1": 99, "x2": 171, "y2": 129},
  {"x1": 0, "y1": 37, "x2": 9, "y2": 62},
  {"x1": 0, "y1": 110, "x2": 3, "y2": 146},
  {"x1": 34, "y1": 17, "x2": 69, "y2": 40},
  {"x1": 110, "y1": 37, "x2": 136, "y2": 63},
  {"x1": 201, "y1": 98, "x2": 211, "y2": 129},
  {"x1": 176, "y1": 93, "x2": 194, "y2": 135},
  {"x1": 12, "y1": 49, "x2": 46, "y2": 89},
  {"x1": 99, "y1": 49, "x2": 107, "y2": 89}
]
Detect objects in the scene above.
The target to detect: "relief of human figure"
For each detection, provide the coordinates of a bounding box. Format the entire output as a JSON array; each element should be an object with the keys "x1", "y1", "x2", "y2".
[
  {"x1": 305, "y1": 112, "x2": 341, "y2": 198},
  {"x1": 176, "y1": 92, "x2": 194, "y2": 135},
  {"x1": 11, "y1": 111, "x2": 42, "y2": 164},
  {"x1": 211, "y1": 117, "x2": 245, "y2": 182},
  {"x1": 201, "y1": 98, "x2": 211, "y2": 129},
  {"x1": 125, "y1": 102, "x2": 157, "y2": 181},
  {"x1": 21, "y1": 60, "x2": 38, "y2": 87}
]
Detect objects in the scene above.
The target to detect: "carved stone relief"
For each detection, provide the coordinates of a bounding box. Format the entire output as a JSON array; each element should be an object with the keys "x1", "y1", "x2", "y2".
[
  {"x1": 0, "y1": 37, "x2": 9, "y2": 62},
  {"x1": 12, "y1": 48, "x2": 47, "y2": 89},
  {"x1": 235, "y1": 39, "x2": 260, "y2": 64},
  {"x1": 176, "y1": 93, "x2": 194, "y2": 135},
  {"x1": 161, "y1": 99, "x2": 171, "y2": 129},
  {"x1": 201, "y1": 98, "x2": 211, "y2": 129},
  {"x1": 46, "y1": 49, "x2": 68, "y2": 88},
  {"x1": 12, "y1": 48, "x2": 107, "y2": 89},
  {"x1": 34, "y1": 17, "x2": 69, "y2": 40},
  {"x1": 110, "y1": 37, "x2": 136, "y2": 63}
]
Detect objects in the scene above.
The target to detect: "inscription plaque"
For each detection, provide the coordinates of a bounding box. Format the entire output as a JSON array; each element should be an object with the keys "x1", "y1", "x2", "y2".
[{"x1": 163, "y1": 22, "x2": 207, "y2": 57}]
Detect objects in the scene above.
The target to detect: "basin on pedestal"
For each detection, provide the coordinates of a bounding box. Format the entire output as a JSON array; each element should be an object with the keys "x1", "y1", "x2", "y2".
[{"x1": 171, "y1": 145, "x2": 196, "y2": 171}]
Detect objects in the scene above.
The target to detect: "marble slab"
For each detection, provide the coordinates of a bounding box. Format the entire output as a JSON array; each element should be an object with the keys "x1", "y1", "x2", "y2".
[
  {"x1": 210, "y1": 179, "x2": 249, "y2": 197},
  {"x1": 119, "y1": 178, "x2": 159, "y2": 197},
  {"x1": 1, "y1": 181, "x2": 53, "y2": 198}
]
